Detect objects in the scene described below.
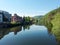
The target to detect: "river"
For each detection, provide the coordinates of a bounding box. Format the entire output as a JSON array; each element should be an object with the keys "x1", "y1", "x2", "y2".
[{"x1": 0, "y1": 24, "x2": 59, "y2": 45}]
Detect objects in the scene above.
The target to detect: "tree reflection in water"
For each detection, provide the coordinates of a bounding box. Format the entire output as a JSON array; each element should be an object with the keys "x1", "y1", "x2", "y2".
[
  {"x1": 0, "y1": 25, "x2": 31, "y2": 40},
  {"x1": 23, "y1": 25, "x2": 30, "y2": 30},
  {"x1": 0, "y1": 23, "x2": 60, "y2": 45}
]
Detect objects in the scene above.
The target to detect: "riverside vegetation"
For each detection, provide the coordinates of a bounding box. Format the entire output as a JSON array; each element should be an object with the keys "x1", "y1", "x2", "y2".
[{"x1": 34, "y1": 7, "x2": 60, "y2": 45}]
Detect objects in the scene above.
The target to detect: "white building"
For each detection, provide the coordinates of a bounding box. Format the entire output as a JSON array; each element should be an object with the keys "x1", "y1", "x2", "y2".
[{"x1": 0, "y1": 10, "x2": 11, "y2": 23}]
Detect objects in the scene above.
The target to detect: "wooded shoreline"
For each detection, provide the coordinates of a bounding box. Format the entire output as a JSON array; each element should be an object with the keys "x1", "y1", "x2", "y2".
[{"x1": 0, "y1": 22, "x2": 33, "y2": 28}]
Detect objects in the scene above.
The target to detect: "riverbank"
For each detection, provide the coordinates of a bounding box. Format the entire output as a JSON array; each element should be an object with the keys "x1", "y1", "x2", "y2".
[{"x1": 0, "y1": 22, "x2": 33, "y2": 28}]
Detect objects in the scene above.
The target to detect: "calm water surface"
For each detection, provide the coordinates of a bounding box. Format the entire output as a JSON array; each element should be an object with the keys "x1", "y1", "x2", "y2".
[{"x1": 0, "y1": 25, "x2": 57, "y2": 45}]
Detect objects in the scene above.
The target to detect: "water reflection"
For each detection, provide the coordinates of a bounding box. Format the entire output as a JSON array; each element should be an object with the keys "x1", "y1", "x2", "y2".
[
  {"x1": 0, "y1": 24, "x2": 59, "y2": 45},
  {"x1": 0, "y1": 25, "x2": 31, "y2": 39},
  {"x1": 0, "y1": 28, "x2": 10, "y2": 39},
  {"x1": 10, "y1": 26, "x2": 22, "y2": 35},
  {"x1": 35, "y1": 22, "x2": 60, "y2": 45},
  {"x1": 35, "y1": 22, "x2": 53, "y2": 35},
  {"x1": 23, "y1": 25, "x2": 30, "y2": 30}
]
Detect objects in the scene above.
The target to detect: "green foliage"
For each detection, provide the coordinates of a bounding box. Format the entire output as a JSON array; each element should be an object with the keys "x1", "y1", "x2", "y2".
[
  {"x1": 23, "y1": 16, "x2": 30, "y2": 22},
  {"x1": 34, "y1": 7, "x2": 60, "y2": 45},
  {"x1": 51, "y1": 13, "x2": 60, "y2": 41},
  {"x1": 40, "y1": 7, "x2": 60, "y2": 44},
  {"x1": 52, "y1": 13, "x2": 60, "y2": 31},
  {"x1": 25, "y1": 16, "x2": 30, "y2": 22},
  {"x1": 40, "y1": 7, "x2": 60, "y2": 33},
  {"x1": 23, "y1": 16, "x2": 33, "y2": 24},
  {"x1": 43, "y1": 7, "x2": 60, "y2": 23}
]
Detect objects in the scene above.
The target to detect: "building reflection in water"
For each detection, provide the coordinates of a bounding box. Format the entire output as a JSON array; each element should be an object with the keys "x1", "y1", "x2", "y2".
[
  {"x1": 0, "y1": 25, "x2": 31, "y2": 40},
  {"x1": 10, "y1": 26, "x2": 22, "y2": 35}
]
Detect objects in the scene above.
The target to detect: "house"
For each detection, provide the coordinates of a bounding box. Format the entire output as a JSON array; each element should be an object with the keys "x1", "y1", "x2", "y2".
[
  {"x1": 0, "y1": 10, "x2": 11, "y2": 23},
  {"x1": 11, "y1": 14, "x2": 22, "y2": 23}
]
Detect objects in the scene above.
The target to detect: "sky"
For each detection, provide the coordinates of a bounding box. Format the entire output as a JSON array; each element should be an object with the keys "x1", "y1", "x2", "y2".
[{"x1": 0, "y1": 0, "x2": 60, "y2": 17}]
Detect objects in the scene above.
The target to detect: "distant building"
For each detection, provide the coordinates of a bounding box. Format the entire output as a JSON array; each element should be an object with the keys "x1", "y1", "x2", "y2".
[
  {"x1": 0, "y1": 10, "x2": 11, "y2": 23},
  {"x1": 11, "y1": 14, "x2": 22, "y2": 23}
]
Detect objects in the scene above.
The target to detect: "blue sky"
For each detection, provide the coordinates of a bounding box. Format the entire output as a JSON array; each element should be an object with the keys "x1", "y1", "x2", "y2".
[{"x1": 0, "y1": 0, "x2": 60, "y2": 17}]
